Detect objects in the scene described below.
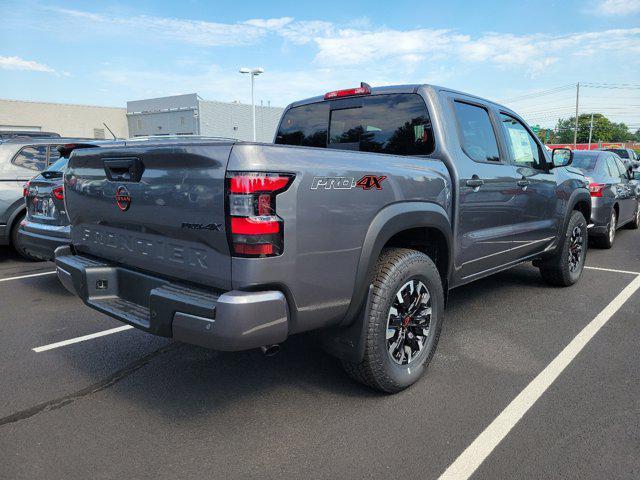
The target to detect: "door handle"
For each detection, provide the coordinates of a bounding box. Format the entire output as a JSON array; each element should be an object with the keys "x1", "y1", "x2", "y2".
[
  {"x1": 466, "y1": 177, "x2": 484, "y2": 188},
  {"x1": 517, "y1": 179, "x2": 531, "y2": 188}
]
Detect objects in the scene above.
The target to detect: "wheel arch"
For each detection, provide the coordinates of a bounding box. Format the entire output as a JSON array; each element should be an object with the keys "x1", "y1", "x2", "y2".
[
  {"x1": 342, "y1": 202, "x2": 452, "y2": 327},
  {"x1": 563, "y1": 189, "x2": 591, "y2": 235},
  {"x1": 4, "y1": 203, "x2": 26, "y2": 245}
]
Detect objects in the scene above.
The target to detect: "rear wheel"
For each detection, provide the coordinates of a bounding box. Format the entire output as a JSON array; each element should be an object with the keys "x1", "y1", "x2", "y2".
[
  {"x1": 594, "y1": 209, "x2": 617, "y2": 249},
  {"x1": 627, "y1": 202, "x2": 639, "y2": 230},
  {"x1": 539, "y1": 210, "x2": 587, "y2": 287},
  {"x1": 341, "y1": 248, "x2": 444, "y2": 393}
]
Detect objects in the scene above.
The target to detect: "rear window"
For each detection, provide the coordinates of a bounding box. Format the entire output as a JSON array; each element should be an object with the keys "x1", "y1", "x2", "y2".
[
  {"x1": 571, "y1": 154, "x2": 598, "y2": 172},
  {"x1": 275, "y1": 102, "x2": 329, "y2": 148},
  {"x1": 275, "y1": 94, "x2": 435, "y2": 156}
]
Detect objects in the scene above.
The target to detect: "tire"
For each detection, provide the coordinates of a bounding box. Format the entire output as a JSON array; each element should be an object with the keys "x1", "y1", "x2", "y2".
[
  {"x1": 10, "y1": 212, "x2": 44, "y2": 261},
  {"x1": 627, "y1": 201, "x2": 639, "y2": 230},
  {"x1": 341, "y1": 248, "x2": 444, "y2": 393},
  {"x1": 593, "y1": 209, "x2": 617, "y2": 249},
  {"x1": 539, "y1": 210, "x2": 587, "y2": 287}
]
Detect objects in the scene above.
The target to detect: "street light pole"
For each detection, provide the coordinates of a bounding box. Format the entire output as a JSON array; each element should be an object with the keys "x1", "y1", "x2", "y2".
[
  {"x1": 573, "y1": 82, "x2": 580, "y2": 149},
  {"x1": 588, "y1": 112, "x2": 594, "y2": 150},
  {"x1": 239, "y1": 67, "x2": 264, "y2": 142}
]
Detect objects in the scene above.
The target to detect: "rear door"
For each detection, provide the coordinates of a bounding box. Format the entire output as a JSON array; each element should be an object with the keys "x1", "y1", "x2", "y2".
[
  {"x1": 65, "y1": 141, "x2": 234, "y2": 289},
  {"x1": 612, "y1": 156, "x2": 635, "y2": 223},
  {"x1": 498, "y1": 112, "x2": 557, "y2": 257},
  {"x1": 450, "y1": 98, "x2": 521, "y2": 280}
]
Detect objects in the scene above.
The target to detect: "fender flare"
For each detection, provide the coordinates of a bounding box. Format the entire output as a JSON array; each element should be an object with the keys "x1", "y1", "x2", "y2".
[
  {"x1": 562, "y1": 188, "x2": 591, "y2": 236},
  {"x1": 344, "y1": 201, "x2": 452, "y2": 326},
  {"x1": 322, "y1": 202, "x2": 452, "y2": 362}
]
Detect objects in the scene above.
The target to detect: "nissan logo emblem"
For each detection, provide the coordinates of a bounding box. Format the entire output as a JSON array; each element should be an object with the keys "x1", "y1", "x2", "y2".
[{"x1": 115, "y1": 185, "x2": 131, "y2": 212}]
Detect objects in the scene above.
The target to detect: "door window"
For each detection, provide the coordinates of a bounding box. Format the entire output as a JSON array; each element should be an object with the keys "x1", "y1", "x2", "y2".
[
  {"x1": 500, "y1": 114, "x2": 543, "y2": 169},
  {"x1": 453, "y1": 101, "x2": 500, "y2": 162},
  {"x1": 12, "y1": 145, "x2": 47, "y2": 171},
  {"x1": 614, "y1": 158, "x2": 629, "y2": 180}
]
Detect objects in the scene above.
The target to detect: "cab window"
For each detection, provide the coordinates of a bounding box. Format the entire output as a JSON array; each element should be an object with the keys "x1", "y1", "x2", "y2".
[
  {"x1": 500, "y1": 114, "x2": 543, "y2": 169},
  {"x1": 453, "y1": 101, "x2": 500, "y2": 162},
  {"x1": 12, "y1": 145, "x2": 47, "y2": 171}
]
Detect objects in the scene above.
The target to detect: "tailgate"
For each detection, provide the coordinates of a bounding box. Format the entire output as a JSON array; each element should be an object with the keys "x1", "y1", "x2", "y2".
[{"x1": 64, "y1": 142, "x2": 233, "y2": 290}]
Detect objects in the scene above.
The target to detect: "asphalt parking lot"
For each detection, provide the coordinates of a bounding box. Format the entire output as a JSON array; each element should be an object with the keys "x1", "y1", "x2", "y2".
[{"x1": 1, "y1": 229, "x2": 639, "y2": 480}]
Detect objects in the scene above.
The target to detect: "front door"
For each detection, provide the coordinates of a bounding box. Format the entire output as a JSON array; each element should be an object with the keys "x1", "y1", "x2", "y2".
[{"x1": 499, "y1": 113, "x2": 558, "y2": 258}]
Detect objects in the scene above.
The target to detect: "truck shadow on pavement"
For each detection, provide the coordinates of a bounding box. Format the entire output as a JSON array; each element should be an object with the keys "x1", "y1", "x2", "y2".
[{"x1": 27, "y1": 264, "x2": 567, "y2": 423}]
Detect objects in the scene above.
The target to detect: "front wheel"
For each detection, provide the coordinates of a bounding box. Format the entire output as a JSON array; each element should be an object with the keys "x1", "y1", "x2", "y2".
[
  {"x1": 539, "y1": 210, "x2": 587, "y2": 287},
  {"x1": 341, "y1": 248, "x2": 444, "y2": 393}
]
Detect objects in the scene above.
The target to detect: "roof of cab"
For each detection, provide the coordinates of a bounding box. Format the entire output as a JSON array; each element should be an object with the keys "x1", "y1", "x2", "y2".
[{"x1": 285, "y1": 83, "x2": 515, "y2": 116}]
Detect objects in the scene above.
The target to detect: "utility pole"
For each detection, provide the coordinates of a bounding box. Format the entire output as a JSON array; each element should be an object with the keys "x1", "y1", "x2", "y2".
[
  {"x1": 587, "y1": 112, "x2": 594, "y2": 150},
  {"x1": 573, "y1": 82, "x2": 580, "y2": 149}
]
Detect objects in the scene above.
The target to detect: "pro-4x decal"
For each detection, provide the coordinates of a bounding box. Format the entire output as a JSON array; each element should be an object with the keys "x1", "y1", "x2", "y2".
[{"x1": 311, "y1": 175, "x2": 386, "y2": 190}]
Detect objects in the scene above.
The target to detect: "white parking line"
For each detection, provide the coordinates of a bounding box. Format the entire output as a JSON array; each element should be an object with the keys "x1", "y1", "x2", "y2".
[
  {"x1": 439, "y1": 273, "x2": 640, "y2": 480},
  {"x1": 33, "y1": 325, "x2": 134, "y2": 353},
  {"x1": 585, "y1": 265, "x2": 640, "y2": 276},
  {"x1": 0, "y1": 271, "x2": 56, "y2": 283}
]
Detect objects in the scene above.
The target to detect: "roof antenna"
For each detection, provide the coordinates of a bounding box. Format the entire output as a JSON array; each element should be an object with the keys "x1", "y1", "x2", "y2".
[{"x1": 103, "y1": 122, "x2": 117, "y2": 140}]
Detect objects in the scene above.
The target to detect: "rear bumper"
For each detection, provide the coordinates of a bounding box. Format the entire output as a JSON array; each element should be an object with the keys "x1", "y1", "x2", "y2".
[
  {"x1": 54, "y1": 246, "x2": 289, "y2": 351},
  {"x1": 18, "y1": 222, "x2": 70, "y2": 260},
  {"x1": 589, "y1": 199, "x2": 611, "y2": 236}
]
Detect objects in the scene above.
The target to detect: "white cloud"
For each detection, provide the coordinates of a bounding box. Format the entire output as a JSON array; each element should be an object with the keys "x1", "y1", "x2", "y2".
[
  {"x1": 594, "y1": 0, "x2": 640, "y2": 15},
  {"x1": 0, "y1": 55, "x2": 55, "y2": 73},
  {"x1": 244, "y1": 17, "x2": 293, "y2": 29}
]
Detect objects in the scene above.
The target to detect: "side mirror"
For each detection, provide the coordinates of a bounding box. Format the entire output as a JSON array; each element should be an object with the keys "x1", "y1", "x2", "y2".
[{"x1": 551, "y1": 148, "x2": 573, "y2": 168}]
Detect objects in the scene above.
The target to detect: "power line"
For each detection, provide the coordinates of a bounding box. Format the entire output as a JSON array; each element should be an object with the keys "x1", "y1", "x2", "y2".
[{"x1": 498, "y1": 84, "x2": 575, "y2": 103}]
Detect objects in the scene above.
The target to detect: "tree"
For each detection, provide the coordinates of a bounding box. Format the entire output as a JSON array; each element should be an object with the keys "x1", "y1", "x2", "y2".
[{"x1": 554, "y1": 113, "x2": 633, "y2": 143}]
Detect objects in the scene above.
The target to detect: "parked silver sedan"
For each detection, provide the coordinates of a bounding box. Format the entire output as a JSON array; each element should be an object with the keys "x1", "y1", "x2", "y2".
[{"x1": 572, "y1": 150, "x2": 639, "y2": 248}]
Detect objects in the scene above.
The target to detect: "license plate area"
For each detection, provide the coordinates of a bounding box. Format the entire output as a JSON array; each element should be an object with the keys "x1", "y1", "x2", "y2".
[{"x1": 32, "y1": 196, "x2": 55, "y2": 218}]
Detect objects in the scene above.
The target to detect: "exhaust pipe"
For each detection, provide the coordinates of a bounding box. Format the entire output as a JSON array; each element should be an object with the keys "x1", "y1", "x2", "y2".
[{"x1": 260, "y1": 344, "x2": 281, "y2": 357}]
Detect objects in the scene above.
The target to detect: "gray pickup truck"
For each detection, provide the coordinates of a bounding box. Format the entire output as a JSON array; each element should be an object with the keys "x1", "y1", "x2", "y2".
[{"x1": 55, "y1": 84, "x2": 591, "y2": 392}]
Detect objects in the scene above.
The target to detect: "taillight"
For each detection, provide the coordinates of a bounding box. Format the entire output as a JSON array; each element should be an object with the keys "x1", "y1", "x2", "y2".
[
  {"x1": 52, "y1": 185, "x2": 64, "y2": 200},
  {"x1": 227, "y1": 172, "x2": 294, "y2": 257},
  {"x1": 324, "y1": 82, "x2": 372, "y2": 100},
  {"x1": 22, "y1": 181, "x2": 30, "y2": 197},
  {"x1": 589, "y1": 183, "x2": 605, "y2": 197}
]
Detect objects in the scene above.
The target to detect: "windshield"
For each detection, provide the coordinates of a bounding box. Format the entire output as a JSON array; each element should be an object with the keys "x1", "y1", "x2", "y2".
[
  {"x1": 571, "y1": 154, "x2": 598, "y2": 172},
  {"x1": 45, "y1": 156, "x2": 69, "y2": 172}
]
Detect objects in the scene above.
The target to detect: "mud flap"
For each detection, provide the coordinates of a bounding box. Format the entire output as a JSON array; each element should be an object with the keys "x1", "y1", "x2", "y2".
[{"x1": 321, "y1": 285, "x2": 373, "y2": 363}]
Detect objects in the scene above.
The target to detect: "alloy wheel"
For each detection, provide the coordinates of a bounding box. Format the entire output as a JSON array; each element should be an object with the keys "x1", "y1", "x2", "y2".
[
  {"x1": 386, "y1": 279, "x2": 432, "y2": 365},
  {"x1": 609, "y1": 212, "x2": 616, "y2": 244},
  {"x1": 568, "y1": 224, "x2": 585, "y2": 272}
]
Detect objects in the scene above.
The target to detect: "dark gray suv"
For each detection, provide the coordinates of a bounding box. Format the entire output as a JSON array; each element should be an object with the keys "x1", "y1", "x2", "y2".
[
  {"x1": 573, "y1": 150, "x2": 639, "y2": 248},
  {"x1": 0, "y1": 137, "x2": 86, "y2": 258}
]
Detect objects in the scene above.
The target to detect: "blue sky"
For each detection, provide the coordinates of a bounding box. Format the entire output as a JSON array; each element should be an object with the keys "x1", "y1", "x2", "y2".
[{"x1": 1, "y1": 0, "x2": 639, "y2": 129}]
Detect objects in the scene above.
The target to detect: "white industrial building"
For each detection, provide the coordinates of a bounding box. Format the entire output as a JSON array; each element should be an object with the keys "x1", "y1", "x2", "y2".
[
  {"x1": 0, "y1": 98, "x2": 128, "y2": 139},
  {"x1": 126, "y1": 93, "x2": 284, "y2": 142},
  {"x1": 0, "y1": 94, "x2": 284, "y2": 142}
]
